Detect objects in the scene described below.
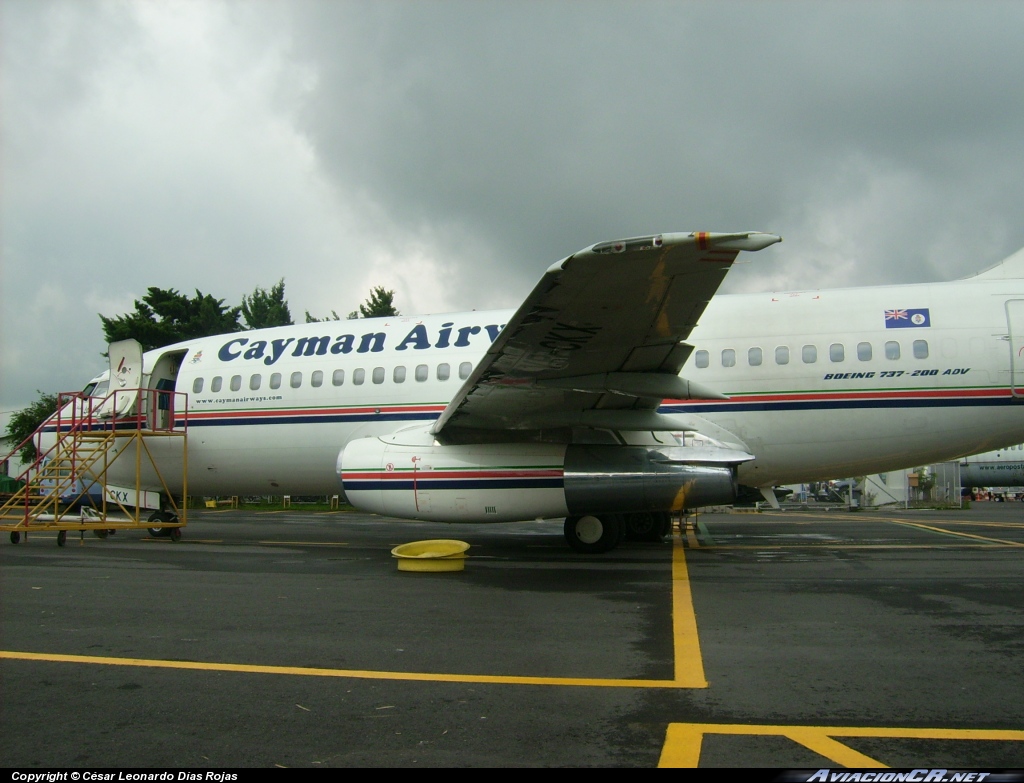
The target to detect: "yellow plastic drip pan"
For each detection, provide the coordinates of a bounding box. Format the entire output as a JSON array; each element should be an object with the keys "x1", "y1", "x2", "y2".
[{"x1": 391, "y1": 539, "x2": 470, "y2": 572}]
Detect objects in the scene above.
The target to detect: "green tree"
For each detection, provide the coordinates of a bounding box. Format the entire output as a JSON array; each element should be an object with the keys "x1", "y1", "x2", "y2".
[
  {"x1": 305, "y1": 309, "x2": 341, "y2": 323},
  {"x1": 99, "y1": 288, "x2": 242, "y2": 351},
  {"x1": 241, "y1": 279, "x2": 293, "y2": 329},
  {"x1": 4, "y1": 391, "x2": 58, "y2": 463},
  {"x1": 357, "y1": 286, "x2": 400, "y2": 318},
  {"x1": 306, "y1": 287, "x2": 399, "y2": 322}
]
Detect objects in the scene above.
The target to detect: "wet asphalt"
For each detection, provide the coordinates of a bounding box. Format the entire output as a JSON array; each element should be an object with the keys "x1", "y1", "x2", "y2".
[{"x1": 2, "y1": 503, "x2": 1022, "y2": 767}]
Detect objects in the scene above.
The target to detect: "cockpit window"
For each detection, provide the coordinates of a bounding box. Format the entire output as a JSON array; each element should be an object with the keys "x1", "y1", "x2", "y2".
[
  {"x1": 91, "y1": 381, "x2": 109, "y2": 399},
  {"x1": 82, "y1": 383, "x2": 97, "y2": 397}
]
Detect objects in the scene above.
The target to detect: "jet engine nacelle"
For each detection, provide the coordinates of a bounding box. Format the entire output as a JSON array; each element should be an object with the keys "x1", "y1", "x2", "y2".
[{"x1": 338, "y1": 427, "x2": 752, "y2": 523}]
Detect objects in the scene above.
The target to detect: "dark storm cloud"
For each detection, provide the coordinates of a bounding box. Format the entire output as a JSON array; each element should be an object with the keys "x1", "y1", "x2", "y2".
[
  {"x1": 288, "y1": 0, "x2": 1024, "y2": 290},
  {"x1": 3, "y1": 1, "x2": 1024, "y2": 409}
]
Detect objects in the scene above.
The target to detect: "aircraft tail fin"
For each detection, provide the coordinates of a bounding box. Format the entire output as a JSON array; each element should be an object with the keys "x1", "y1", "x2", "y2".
[{"x1": 967, "y1": 245, "x2": 1024, "y2": 280}]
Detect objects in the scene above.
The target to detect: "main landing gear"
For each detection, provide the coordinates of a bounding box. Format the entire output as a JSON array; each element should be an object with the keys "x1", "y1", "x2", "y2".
[
  {"x1": 622, "y1": 511, "x2": 672, "y2": 542},
  {"x1": 564, "y1": 514, "x2": 623, "y2": 554},
  {"x1": 564, "y1": 511, "x2": 673, "y2": 553}
]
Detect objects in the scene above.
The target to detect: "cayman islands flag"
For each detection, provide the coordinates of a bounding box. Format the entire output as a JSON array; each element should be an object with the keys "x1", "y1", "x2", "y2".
[{"x1": 884, "y1": 308, "x2": 930, "y2": 328}]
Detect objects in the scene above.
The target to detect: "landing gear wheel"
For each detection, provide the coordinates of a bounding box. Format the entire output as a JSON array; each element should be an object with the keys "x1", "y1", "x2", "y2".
[
  {"x1": 564, "y1": 514, "x2": 624, "y2": 554},
  {"x1": 57, "y1": 530, "x2": 67, "y2": 547},
  {"x1": 624, "y1": 511, "x2": 671, "y2": 542},
  {"x1": 147, "y1": 510, "x2": 177, "y2": 537},
  {"x1": 10, "y1": 531, "x2": 21, "y2": 544},
  {"x1": 93, "y1": 529, "x2": 109, "y2": 539},
  {"x1": 169, "y1": 527, "x2": 182, "y2": 542}
]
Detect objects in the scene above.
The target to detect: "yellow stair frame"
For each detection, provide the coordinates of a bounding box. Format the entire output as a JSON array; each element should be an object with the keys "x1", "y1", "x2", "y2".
[{"x1": 1, "y1": 390, "x2": 188, "y2": 546}]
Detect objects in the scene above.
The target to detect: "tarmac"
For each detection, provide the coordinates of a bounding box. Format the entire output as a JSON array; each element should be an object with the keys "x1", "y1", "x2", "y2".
[{"x1": 2, "y1": 503, "x2": 1023, "y2": 767}]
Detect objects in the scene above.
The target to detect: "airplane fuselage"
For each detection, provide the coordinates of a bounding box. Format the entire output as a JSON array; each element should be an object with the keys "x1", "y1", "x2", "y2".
[{"x1": 73, "y1": 271, "x2": 1024, "y2": 499}]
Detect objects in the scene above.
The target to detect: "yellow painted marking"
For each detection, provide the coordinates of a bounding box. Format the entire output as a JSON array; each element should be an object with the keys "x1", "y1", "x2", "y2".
[
  {"x1": 890, "y1": 519, "x2": 1024, "y2": 547},
  {"x1": 0, "y1": 650, "x2": 687, "y2": 689},
  {"x1": 659, "y1": 723, "x2": 704, "y2": 767},
  {"x1": 785, "y1": 727, "x2": 886, "y2": 768},
  {"x1": 671, "y1": 536, "x2": 707, "y2": 687},
  {"x1": 685, "y1": 524, "x2": 700, "y2": 549},
  {"x1": 658, "y1": 722, "x2": 1024, "y2": 768}
]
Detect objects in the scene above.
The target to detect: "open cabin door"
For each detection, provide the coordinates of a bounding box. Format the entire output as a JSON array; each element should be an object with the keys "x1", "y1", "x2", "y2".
[
  {"x1": 1006, "y1": 300, "x2": 1024, "y2": 398},
  {"x1": 97, "y1": 340, "x2": 144, "y2": 417}
]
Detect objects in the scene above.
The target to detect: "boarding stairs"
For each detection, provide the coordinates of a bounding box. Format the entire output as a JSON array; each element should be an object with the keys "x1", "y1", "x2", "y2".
[{"x1": 0, "y1": 389, "x2": 188, "y2": 546}]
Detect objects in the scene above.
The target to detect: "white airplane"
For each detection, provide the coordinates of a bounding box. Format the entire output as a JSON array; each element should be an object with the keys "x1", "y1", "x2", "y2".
[
  {"x1": 960, "y1": 444, "x2": 1024, "y2": 488},
  {"x1": 39, "y1": 230, "x2": 1024, "y2": 552}
]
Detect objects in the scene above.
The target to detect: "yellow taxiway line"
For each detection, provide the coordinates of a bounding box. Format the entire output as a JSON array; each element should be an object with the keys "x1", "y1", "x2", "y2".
[
  {"x1": 672, "y1": 534, "x2": 707, "y2": 686},
  {"x1": 658, "y1": 722, "x2": 1024, "y2": 768},
  {"x1": 889, "y1": 519, "x2": 1024, "y2": 547},
  {"x1": 0, "y1": 649, "x2": 692, "y2": 689}
]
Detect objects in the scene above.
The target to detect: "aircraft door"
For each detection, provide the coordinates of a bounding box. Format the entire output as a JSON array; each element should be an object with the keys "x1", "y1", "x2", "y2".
[
  {"x1": 1006, "y1": 299, "x2": 1024, "y2": 398},
  {"x1": 97, "y1": 340, "x2": 144, "y2": 417}
]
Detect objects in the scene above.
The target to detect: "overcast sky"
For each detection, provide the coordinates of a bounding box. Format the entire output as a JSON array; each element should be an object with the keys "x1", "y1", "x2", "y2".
[{"x1": 3, "y1": 0, "x2": 1024, "y2": 414}]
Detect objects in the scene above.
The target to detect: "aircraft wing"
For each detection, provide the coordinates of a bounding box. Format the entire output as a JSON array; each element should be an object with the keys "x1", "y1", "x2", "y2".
[{"x1": 432, "y1": 231, "x2": 781, "y2": 439}]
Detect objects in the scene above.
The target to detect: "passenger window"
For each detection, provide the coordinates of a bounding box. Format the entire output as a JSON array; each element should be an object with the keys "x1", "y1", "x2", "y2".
[
  {"x1": 372, "y1": 367, "x2": 385, "y2": 384},
  {"x1": 913, "y1": 339, "x2": 929, "y2": 359},
  {"x1": 192, "y1": 377, "x2": 204, "y2": 394},
  {"x1": 230, "y1": 375, "x2": 241, "y2": 392},
  {"x1": 885, "y1": 341, "x2": 901, "y2": 360},
  {"x1": 459, "y1": 361, "x2": 473, "y2": 380},
  {"x1": 269, "y1": 373, "x2": 282, "y2": 390},
  {"x1": 437, "y1": 363, "x2": 451, "y2": 381},
  {"x1": 748, "y1": 347, "x2": 762, "y2": 367},
  {"x1": 694, "y1": 350, "x2": 709, "y2": 369},
  {"x1": 332, "y1": 369, "x2": 345, "y2": 386},
  {"x1": 721, "y1": 349, "x2": 736, "y2": 368},
  {"x1": 211, "y1": 376, "x2": 223, "y2": 393},
  {"x1": 394, "y1": 366, "x2": 407, "y2": 383},
  {"x1": 290, "y1": 372, "x2": 302, "y2": 388},
  {"x1": 858, "y1": 342, "x2": 872, "y2": 361},
  {"x1": 249, "y1": 374, "x2": 261, "y2": 391},
  {"x1": 353, "y1": 368, "x2": 365, "y2": 385},
  {"x1": 775, "y1": 346, "x2": 790, "y2": 365},
  {"x1": 829, "y1": 343, "x2": 844, "y2": 363},
  {"x1": 415, "y1": 364, "x2": 429, "y2": 382},
  {"x1": 311, "y1": 370, "x2": 323, "y2": 388},
  {"x1": 802, "y1": 345, "x2": 817, "y2": 363}
]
